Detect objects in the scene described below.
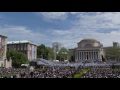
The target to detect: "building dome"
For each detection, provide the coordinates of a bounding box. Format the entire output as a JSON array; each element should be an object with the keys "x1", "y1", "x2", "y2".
[
  {"x1": 80, "y1": 39, "x2": 99, "y2": 43},
  {"x1": 78, "y1": 38, "x2": 101, "y2": 48}
]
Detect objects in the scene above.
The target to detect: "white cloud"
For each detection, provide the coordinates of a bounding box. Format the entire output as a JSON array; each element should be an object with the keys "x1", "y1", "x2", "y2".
[
  {"x1": 50, "y1": 28, "x2": 120, "y2": 49},
  {"x1": 74, "y1": 12, "x2": 120, "y2": 29},
  {"x1": 37, "y1": 12, "x2": 68, "y2": 21},
  {"x1": 47, "y1": 12, "x2": 120, "y2": 49},
  {"x1": 0, "y1": 25, "x2": 46, "y2": 45},
  {"x1": 1, "y1": 12, "x2": 120, "y2": 49}
]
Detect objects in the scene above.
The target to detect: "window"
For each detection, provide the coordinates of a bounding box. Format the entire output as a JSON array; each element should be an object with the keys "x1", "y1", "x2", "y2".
[
  {"x1": 84, "y1": 44, "x2": 92, "y2": 48},
  {"x1": 21, "y1": 45, "x2": 23, "y2": 50}
]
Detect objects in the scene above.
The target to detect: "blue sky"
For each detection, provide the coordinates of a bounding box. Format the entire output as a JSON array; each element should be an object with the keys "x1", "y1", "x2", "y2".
[{"x1": 0, "y1": 12, "x2": 120, "y2": 49}]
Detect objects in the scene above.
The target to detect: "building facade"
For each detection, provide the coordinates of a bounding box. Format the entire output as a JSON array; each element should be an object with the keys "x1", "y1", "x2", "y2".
[
  {"x1": 52, "y1": 42, "x2": 63, "y2": 53},
  {"x1": 0, "y1": 35, "x2": 11, "y2": 68},
  {"x1": 70, "y1": 39, "x2": 104, "y2": 62},
  {"x1": 113, "y1": 42, "x2": 120, "y2": 47},
  {"x1": 7, "y1": 40, "x2": 37, "y2": 61}
]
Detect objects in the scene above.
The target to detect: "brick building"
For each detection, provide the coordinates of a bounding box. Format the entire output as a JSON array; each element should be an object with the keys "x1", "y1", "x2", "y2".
[{"x1": 7, "y1": 40, "x2": 37, "y2": 61}]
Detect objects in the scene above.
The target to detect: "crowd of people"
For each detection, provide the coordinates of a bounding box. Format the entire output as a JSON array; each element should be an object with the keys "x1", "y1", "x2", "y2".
[
  {"x1": 1, "y1": 64, "x2": 120, "y2": 78},
  {"x1": 81, "y1": 66, "x2": 120, "y2": 78},
  {"x1": 0, "y1": 66, "x2": 84, "y2": 78}
]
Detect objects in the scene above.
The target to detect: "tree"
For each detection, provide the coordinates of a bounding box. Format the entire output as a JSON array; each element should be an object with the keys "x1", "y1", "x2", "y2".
[
  {"x1": 67, "y1": 50, "x2": 72, "y2": 61},
  {"x1": 102, "y1": 55, "x2": 106, "y2": 62},
  {"x1": 37, "y1": 44, "x2": 54, "y2": 60},
  {"x1": 7, "y1": 50, "x2": 28, "y2": 68},
  {"x1": 105, "y1": 47, "x2": 120, "y2": 61},
  {"x1": 56, "y1": 47, "x2": 68, "y2": 61},
  {"x1": 68, "y1": 50, "x2": 75, "y2": 62},
  {"x1": 37, "y1": 44, "x2": 46, "y2": 58},
  {"x1": 46, "y1": 47, "x2": 54, "y2": 60}
]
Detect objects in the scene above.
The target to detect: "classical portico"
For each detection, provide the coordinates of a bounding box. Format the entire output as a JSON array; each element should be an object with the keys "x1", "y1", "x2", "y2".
[
  {"x1": 74, "y1": 39, "x2": 104, "y2": 62},
  {"x1": 76, "y1": 51, "x2": 99, "y2": 60}
]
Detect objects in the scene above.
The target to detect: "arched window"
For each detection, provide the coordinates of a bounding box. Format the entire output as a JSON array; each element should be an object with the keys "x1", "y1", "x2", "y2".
[{"x1": 84, "y1": 44, "x2": 92, "y2": 48}]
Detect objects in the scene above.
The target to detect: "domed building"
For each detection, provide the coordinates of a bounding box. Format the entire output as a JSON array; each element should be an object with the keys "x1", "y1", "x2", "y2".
[{"x1": 70, "y1": 38, "x2": 105, "y2": 62}]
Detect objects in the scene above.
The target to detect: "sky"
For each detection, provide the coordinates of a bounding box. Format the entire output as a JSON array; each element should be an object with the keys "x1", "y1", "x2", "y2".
[{"x1": 0, "y1": 12, "x2": 120, "y2": 49}]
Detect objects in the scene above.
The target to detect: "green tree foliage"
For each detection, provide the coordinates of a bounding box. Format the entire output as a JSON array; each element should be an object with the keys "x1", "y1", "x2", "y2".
[
  {"x1": 37, "y1": 44, "x2": 54, "y2": 60},
  {"x1": 7, "y1": 50, "x2": 28, "y2": 68},
  {"x1": 68, "y1": 50, "x2": 75, "y2": 62},
  {"x1": 46, "y1": 47, "x2": 54, "y2": 60},
  {"x1": 56, "y1": 47, "x2": 68, "y2": 61},
  {"x1": 105, "y1": 47, "x2": 120, "y2": 60},
  {"x1": 37, "y1": 44, "x2": 46, "y2": 58}
]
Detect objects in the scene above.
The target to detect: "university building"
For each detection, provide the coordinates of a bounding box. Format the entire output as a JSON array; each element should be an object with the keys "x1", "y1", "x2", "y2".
[
  {"x1": 69, "y1": 39, "x2": 105, "y2": 62},
  {"x1": 0, "y1": 35, "x2": 12, "y2": 68},
  {"x1": 7, "y1": 40, "x2": 37, "y2": 61}
]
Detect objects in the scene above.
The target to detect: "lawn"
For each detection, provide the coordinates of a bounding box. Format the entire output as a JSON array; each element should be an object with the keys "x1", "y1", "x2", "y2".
[
  {"x1": 68, "y1": 68, "x2": 90, "y2": 78},
  {"x1": 0, "y1": 74, "x2": 17, "y2": 78}
]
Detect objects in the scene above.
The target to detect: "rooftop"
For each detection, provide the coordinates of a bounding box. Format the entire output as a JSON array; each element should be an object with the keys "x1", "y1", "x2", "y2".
[
  {"x1": 0, "y1": 34, "x2": 8, "y2": 38},
  {"x1": 81, "y1": 38, "x2": 99, "y2": 42},
  {"x1": 7, "y1": 40, "x2": 38, "y2": 46}
]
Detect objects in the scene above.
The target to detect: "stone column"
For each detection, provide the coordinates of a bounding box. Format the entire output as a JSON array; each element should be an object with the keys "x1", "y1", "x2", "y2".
[
  {"x1": 84, "y1": 52, "x2": 86, "y2": 60},
  {"x1": 79, "y1": 52, "x2": 80, "y2": 60},
  {"x1": 96, "y1": 52, "x2": 98, "y2": 60},
  {"x1": 88, "y1": 52, "x2": 89, "y2": 60},
  {"x1": 96, "y1": 52, "x2": 98, "y2": 59},
  {"x1": 81, "y1": 52, "x2": 82, "y2": 60},
  {"x1": 84, "y1": 52, "x2": 85, "y2": 60},
  {"x1": 91, "y1": 52, "x2": 92, "y2": 60},
  {"x1": 86, "y1": 52, "x2": 87, "y2": 60},
  {"x1": 78, "y1": 52, "x2": 79, "y2": 60},
  {"x1": 95, "y1": 52, "x2": 97, "y2": 59},
  {"x1": 87, "y1": 52, "x2": 89, "y2": 60},
  {"x1": 89, "y1": 52, "x2": 91, "y2": 60},
  {"x1": 92, "y1": 52, "x2": 94, "y2": 60},
  {"x1": 93, "y1": 51, "x2": 95, "y2": 60},
  {"x1": 88, "y1": 52, "x2": 90, "y2": 60},
  {"x1": 79, "y1": 52, "x2": 81, "y2": 60},
  {"x1": 98, "y1": 51, "x2": 100, "y2": 60},
  {"x1": 77, "y1": 52, "x2": 79, "y2": 60},
  {"x1": 83, "y1": 52, "x2": 84, "y2": 60},
  {"x1": 82, "y1": 52, "x2": 83, "y2": 60},
  {"x1": 90, "y1": 52, "x2": 91, "y2": 60}
]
